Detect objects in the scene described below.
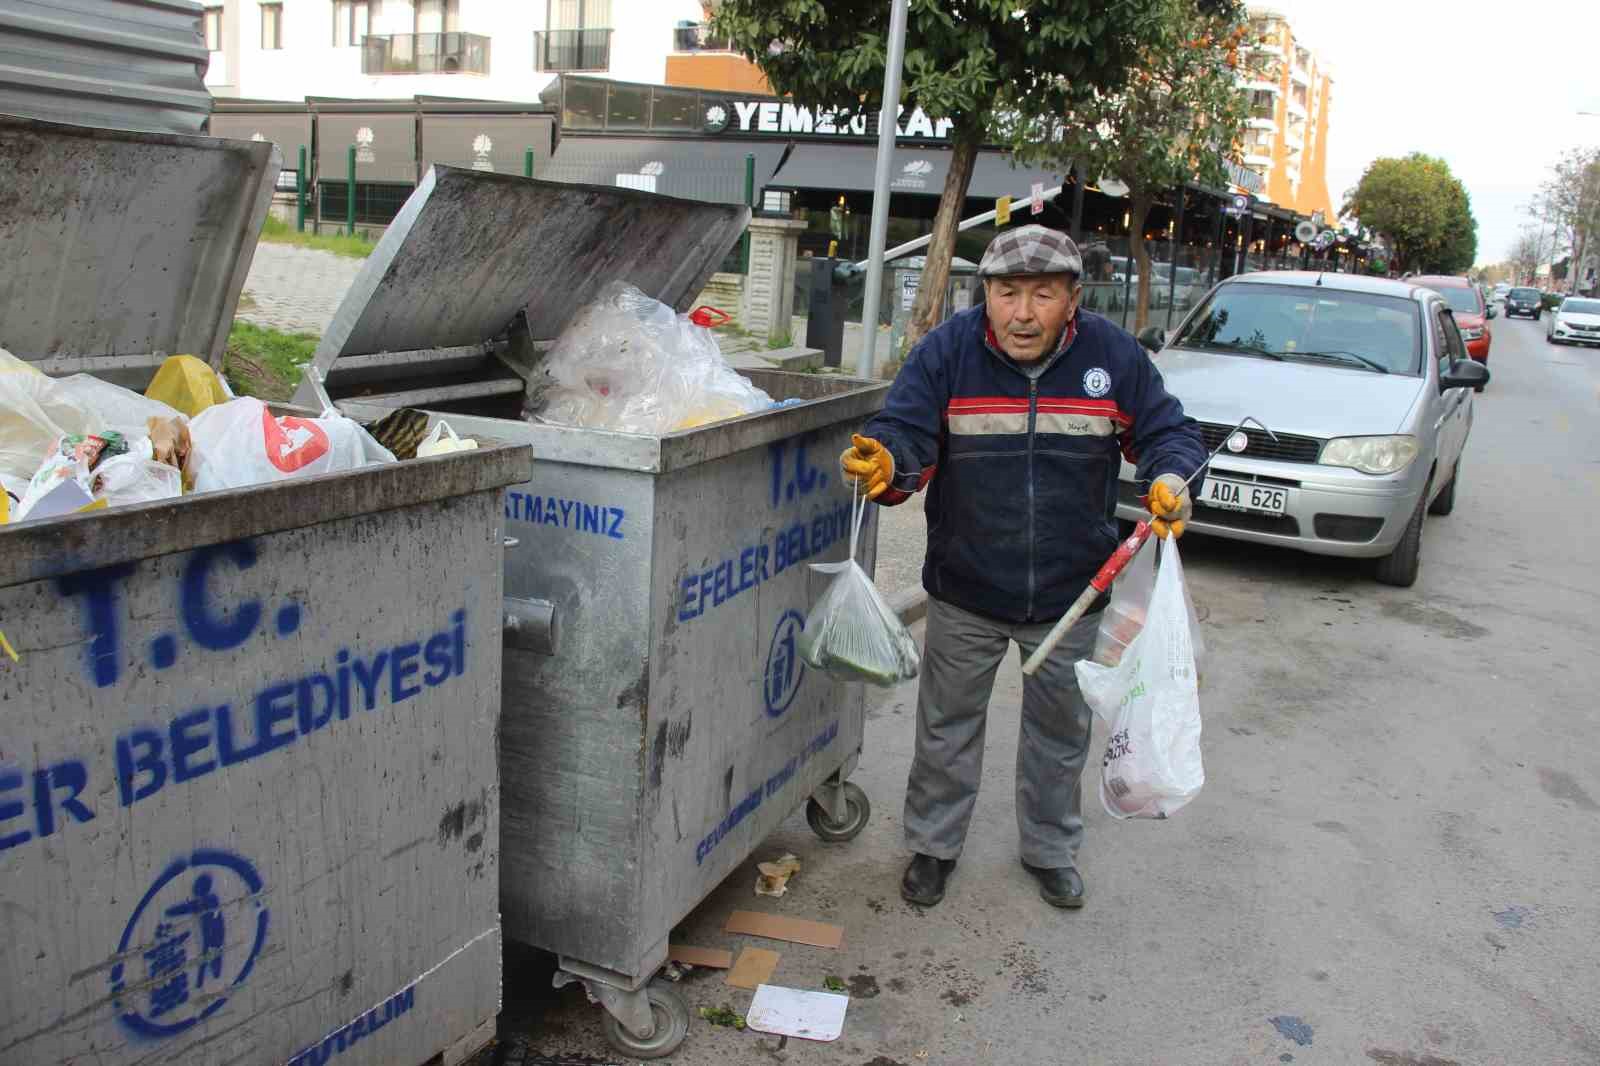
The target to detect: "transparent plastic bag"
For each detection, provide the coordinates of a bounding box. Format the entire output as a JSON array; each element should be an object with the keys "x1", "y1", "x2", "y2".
[
  {"x1": 528, "y1": 282, "x2": 775, "y2": 435},
  {"x1": 1, "y1": 348, "x2": 182, "y2": 484},
  {"x1": 1092, "y1": 533, "x2": 1156, "y2": 667},
  {"x1": 798, "y1": 493, "x2": 921, "y2": 686},
  {"x1": 1075, "y1": 539, "x2": 1204, "y2": 820}
]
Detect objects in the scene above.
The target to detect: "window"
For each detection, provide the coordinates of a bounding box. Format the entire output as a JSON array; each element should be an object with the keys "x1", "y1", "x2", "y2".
[
  {"x1": 203, "y1": 7, "x2": 222, "y2": 50},
  {"x1": 547, "y1": 0, "x2": 611, "y2": 30},
  {"x1": 260, "y1": 3, "x2": 282, "y2": 49},
  {"x1": 333, "y1": 0, "x2": 371, "y2": 47},
  {"x1": 1173, "y1": 284, "x2": 1424, "y2": 375},
  {"x1": 415, "y1": 0, "x2": 460, "y2": 34},
  {"x1": 1431, "y1": 307, "x2": 1451, "y2": 378}
]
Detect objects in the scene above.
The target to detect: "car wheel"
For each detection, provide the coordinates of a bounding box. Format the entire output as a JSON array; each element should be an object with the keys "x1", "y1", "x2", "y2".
[
  {"x1": 1375, "y1": 489, "x2": 1426, "y2": 587},
  {"x1": 1428, "y1": 460, "x2": 1458, "y2": 516}
]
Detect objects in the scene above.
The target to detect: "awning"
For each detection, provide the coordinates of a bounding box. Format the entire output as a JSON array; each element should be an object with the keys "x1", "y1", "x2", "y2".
[
  {"x1": 543, "y1": 136, "x2": 788, "y2": 205},
  {"x1": 769, "y1": 143, "x2": 1069, "y2": 200},
  {"x1": 316, "y1": 113, "x2": 417, "y2": 184},
  {"x1": 420, "y1": 113, "x2": 555, "y2": 176}
]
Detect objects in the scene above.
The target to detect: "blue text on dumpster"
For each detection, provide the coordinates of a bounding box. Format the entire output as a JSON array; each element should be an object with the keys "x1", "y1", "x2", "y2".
[
  {"x1": 1, "y1": 540, "x2": 471, "y2": 857},
  {"x1": 285, "y1": 980, "x2": 418, "y2": 1065},
  {"x1": 694, "y1": 718, "x2": 838, "y2": 865},
  {"x1": 505, "y1": 490, "x2": 624, "y2": 540},
  {"x1": 677, "y1": 498, "x2": 855, "y2": 623}
]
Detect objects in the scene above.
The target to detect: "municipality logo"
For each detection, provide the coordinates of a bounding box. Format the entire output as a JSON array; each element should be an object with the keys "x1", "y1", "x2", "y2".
[
  {"x1": 1083, "y1": 367, "x2": 1112, "y2": 397},
  {"x1": 471, "y1": 133, "x2": 494, "y2": 171}
]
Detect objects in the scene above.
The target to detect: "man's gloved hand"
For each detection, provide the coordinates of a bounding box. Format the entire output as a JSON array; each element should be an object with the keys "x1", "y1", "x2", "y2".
[
  {"x1": 840, "y1": 433, "x2": 894, "y2": 499},
  {"x1": 1148, "y1": 473, "x2": 1193, "y2": 540}
]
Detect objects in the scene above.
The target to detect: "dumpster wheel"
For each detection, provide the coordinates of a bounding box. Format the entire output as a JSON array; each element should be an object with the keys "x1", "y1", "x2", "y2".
[
  {"x1": 601, "y1": 980, "x2": 689, "y2": 1059},
  {"x1": 806, "y1": 781, "x2": 871, "y2": 842}
]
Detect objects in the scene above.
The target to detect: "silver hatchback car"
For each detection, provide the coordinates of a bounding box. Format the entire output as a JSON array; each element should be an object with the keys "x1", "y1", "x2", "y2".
[{"x1": 1119, "y1": 272, "x2": 1490, "y2": 586}]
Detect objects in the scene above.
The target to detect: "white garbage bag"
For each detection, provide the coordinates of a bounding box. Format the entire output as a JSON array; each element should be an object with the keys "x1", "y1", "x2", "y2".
[
  {"x1": 187, "y1": 398, "x2": 395, "y2": 493},
  {"x1": 1076, "y1": 539, "x2": 1204, "y2": 819}
]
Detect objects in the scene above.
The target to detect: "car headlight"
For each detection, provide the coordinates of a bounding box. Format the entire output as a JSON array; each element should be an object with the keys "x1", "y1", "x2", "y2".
[
  {"x1": 1459, "y1": 327, "x2": 1484, "y2": 340},
  {"x1": 1319, "y1": 435, "x2": 1419, "y2": 475}
]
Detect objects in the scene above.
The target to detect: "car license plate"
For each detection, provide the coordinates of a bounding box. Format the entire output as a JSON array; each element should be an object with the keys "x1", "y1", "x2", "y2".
[{"x1": 1202, "y1": 477, "x2": 1287, "y2": 516}]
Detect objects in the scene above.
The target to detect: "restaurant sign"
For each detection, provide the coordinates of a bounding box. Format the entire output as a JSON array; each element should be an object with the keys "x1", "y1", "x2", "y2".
[{"x1": 705, "y1": 100, "x2": 956, "y2": 142}]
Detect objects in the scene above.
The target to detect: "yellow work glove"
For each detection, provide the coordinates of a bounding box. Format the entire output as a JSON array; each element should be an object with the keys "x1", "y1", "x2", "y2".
[
  {"x1": 1149, "y1": 473, "x2": 1193, "y2": 540},
  {"x1": 839, "y1": 433, "x2": 894, "y2": 499}
]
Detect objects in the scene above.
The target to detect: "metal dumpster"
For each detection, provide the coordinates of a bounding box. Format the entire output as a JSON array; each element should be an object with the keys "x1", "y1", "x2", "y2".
[
  {"x1": 0, "y1": 118, "x2": 530, "y2": 1066},
  {"x1": 294, "y1": 166, "x2": 891, "y2": 1058}
]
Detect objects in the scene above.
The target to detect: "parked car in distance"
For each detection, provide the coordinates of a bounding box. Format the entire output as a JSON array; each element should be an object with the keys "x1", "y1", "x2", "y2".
[
  {"x1": 1492, "y1": 282, "x2": 1511, "y2": 302},
  {"x1": 1127, "y1": 272, "x2": 1488, "y2": 587},
  {"x1": 1546, "y1": 296, "x2": 1600, "y2": 346},
  {"x1": 1411, "y1": 275, "x2": 1491, "y2": 366},
  {"x1": 1504, "y1": 286, "x2": 1543, "y2": 318}
]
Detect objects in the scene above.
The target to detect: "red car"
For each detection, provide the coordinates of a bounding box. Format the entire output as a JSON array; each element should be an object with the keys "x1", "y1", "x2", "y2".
[{"x1": 1412, "y1": 275, "x2": 1491, "y2": 365}]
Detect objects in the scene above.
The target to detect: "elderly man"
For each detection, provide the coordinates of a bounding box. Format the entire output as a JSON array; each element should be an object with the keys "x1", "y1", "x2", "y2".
[{"x1": 840, "y1": 225, "x2": 1205, "y2": 909}]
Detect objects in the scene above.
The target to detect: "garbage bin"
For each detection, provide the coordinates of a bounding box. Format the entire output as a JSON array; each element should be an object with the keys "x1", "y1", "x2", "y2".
[
  {"x1": 887, "y1": 254, "x2": 980, "y2": 364},
  {"x1": 0, "y1": 118, "x2": 530, "y2": 1066},
  {"x1": 294, "y1": 166, "x2": 892, "y2": 1059}
]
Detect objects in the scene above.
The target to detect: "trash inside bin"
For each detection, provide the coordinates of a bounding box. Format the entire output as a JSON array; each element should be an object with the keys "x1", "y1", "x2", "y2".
[
  {"x1": 297, "y1": 166, "x2": 891, "y2": 1059},
  {"x1": 0, "y1": 117, "x2": 528, "y2": 1066}
]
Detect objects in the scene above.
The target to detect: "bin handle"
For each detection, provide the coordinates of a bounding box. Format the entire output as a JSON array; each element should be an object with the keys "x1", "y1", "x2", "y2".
[{"x1": 688, "y1": 306, "x2": 731, "y2": 329}]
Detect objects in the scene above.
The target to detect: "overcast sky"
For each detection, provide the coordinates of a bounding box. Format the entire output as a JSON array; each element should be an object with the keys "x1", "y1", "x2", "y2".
[{"x1": 1266, "y1": 0, "x2": 1600, "y2": 265}]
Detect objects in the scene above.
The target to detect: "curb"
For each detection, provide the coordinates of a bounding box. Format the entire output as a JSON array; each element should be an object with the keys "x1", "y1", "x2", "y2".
[{"x1": 890, "y1": 587, "x2": 928, "y2": 626}]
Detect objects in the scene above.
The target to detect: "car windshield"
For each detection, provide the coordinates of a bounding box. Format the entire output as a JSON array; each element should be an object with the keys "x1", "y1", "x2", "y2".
[
  {"x1": 1561, "y1": 298, "x2": 1600, "y2": 315},
  {"x1": 1173, "y1": 283, "x2": 1423, "y2": 375},
  {"x1": 1510, "y1": 288, "x2": 1540, "y2": 300},
  {"x1": 1425, "y1": 285, "x2": 1480, "y2": 315}
]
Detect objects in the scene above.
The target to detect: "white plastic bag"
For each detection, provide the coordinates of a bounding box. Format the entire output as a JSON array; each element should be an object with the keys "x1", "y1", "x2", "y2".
[
  {"x1": 1092, "y1": 534, "x2": 1156, "y2": 666},
  {"x1": 798, "y1": 493, "x2": 921, "y2": 686},
  {"x1": 12, "y1": 435, "x2": 182, "y2": 521},
  {"x1": 95, "y1": 441, "x2": 184, "y2": 507},
  {"x1": 1076, "y1": 539, "x2": 1204, "y2": 819},
  {"x1": 529, "y1": 282, "x2": 776, "y2": 434},
  {"x1": 187, "y1": 398, "x2": 395, "y2": 493},
  {"x1": 416, "y1": 420, "x2": 479, "y2": 456},
  {"x1": 1, "y1": 348, "x2": 182, "y2": 484}
]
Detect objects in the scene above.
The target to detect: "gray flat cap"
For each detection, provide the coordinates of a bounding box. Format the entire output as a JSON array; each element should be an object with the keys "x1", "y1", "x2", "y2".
[{"x1": 978, "y1": 224, "x2": 1083, "y2": 278}]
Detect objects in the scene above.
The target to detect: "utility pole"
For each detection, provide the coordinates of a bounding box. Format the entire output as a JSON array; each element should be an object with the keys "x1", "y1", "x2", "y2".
[{"x1": 857, "y1": 0, "x2": 910, "y2": 381}]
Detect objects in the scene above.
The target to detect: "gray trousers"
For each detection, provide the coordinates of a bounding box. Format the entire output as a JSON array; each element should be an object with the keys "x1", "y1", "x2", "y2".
[{"x1": 903, "y1": 595, "x2": 1100, "y2": 868}]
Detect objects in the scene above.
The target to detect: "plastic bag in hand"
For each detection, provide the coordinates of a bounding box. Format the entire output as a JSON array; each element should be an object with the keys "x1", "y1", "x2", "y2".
[
  {"x1": 187, "y1": 398, "x2": 395, "y2": 493},
  {"x1": 1075, "y1": 539, "x2": 1203, "y2": 819},
  {"x1": 529, "y1": 281, "x2": 775, "y2": 435},
  {"x1": 1092, "y1": 533, "x2": 1156, "y2": 666},
  {"x1": 798, "y1": 492, "x2": 920, "y2": 686}
]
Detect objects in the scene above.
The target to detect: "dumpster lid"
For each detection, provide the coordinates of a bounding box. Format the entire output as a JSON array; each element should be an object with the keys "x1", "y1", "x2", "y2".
[
  {"x1": 0, "y1": 116, "x2": 281, "y2": 389},
  {"x1": 297, "y1": 165, "x2": 749, "y2": 408}
]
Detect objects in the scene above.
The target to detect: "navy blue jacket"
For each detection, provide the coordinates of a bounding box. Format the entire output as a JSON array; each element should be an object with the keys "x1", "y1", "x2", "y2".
[{"x1": 865, "y1": 305, "x2": 1206, "y2": 623}]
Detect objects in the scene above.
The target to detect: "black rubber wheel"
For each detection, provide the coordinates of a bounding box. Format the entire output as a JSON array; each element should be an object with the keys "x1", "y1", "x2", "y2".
[
  {"x1": 1375, "y1": 489, "x2": 1426, "y2": 587},
  {"x1": 601, "y1": 982, "x2": 690, "y2": 1060},
  {"x1": 1428, "y1": 461, "x2": 1458, "y2": 516},
  {"x1": 806, "y1": 782, "x2": 871, "y2": 842}
]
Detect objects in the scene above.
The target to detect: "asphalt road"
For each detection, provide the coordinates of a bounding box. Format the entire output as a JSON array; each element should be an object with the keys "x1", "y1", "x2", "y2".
[{"x1": 487, "y1": 312, "x2": 1600, "y2": 1066}]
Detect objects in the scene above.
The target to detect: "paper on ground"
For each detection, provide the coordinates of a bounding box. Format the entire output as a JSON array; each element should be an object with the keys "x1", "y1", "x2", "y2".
[
  {"x1": 746, "y1": 984, "x2": 849, "y2": 1042},
  {"x1": 725, "y1": 947, "x2": 780, "y2": 989},
  {"x1": 724, "y1": 910, "x2": 843, "y2": 949},
  {"x1": 667, "y1": 944, "x2": 733, "y2": 969}
]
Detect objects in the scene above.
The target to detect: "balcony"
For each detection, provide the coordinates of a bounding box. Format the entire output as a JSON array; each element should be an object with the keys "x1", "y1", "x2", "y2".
[
  {"x1": 1246, "y1": 116, "x2": 1277, "y2": 131},
  {"x1": 535, "y1": 28, "x2": 611, "y2": 72},
  {"x1": 362, "y1": 32, "x2": 490, "y2": 75},
  {"x1": 673, "y1": 24, "x2": 732, "y2": 52},
  {"x1": 1290, "y1": 65, "x2": 1311, "y2": 87},
  {"x1": 1244, "y1": 151, "x2": 1273, "y2": 167},
  {"x1": 1286, "y1": 98, "x2": 1308, "y2": 120}
]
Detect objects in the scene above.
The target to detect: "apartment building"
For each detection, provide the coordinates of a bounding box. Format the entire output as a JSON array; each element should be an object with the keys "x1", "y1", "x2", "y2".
[
  {"x1": 1240, "y1": 8, "x2": 1335, "y2": 221},
  {"x1": 200, "y1": 0, "x2": 727, "y2": 101}
]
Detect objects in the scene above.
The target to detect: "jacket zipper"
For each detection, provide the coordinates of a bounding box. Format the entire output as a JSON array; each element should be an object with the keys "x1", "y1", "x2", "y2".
[{"x1": 1026, "y1": 378, "x2": 1038, "y2": 620}]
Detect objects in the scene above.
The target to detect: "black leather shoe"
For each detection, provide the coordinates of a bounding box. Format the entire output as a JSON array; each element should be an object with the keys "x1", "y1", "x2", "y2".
[
  {"x1": 1022, "y1": 862, "x2": 1085, "y2": 908},
  {"x1": 901, "y1": 853, "x2": 956, "y2": 907}
]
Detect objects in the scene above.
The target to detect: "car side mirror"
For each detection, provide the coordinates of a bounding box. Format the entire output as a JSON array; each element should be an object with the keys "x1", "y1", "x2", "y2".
[
  {"x1": 1441, "y1": 359, "x2": 1489, "y2": 390},
  {"x1": 1136, "y1": 325, "x2": 1166, "y2": 353},
  {"x1": 1485, "y1": 305, "x2": 1497, "y2": 319}
]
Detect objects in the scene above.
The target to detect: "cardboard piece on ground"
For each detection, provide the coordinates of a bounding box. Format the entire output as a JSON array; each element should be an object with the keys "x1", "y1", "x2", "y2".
[
  {"x1": 724, "y1": 911, "x2": 843, "y2": 949},
  {"x1": 667, "y1": 943, "x2": 733, "y2": 969},
  {"x1": 725, "y1": 947, "x2": 781, "y2": 990},
  {"x1": 746, "y1": 984, "x2": 849, "y2": 1042}
]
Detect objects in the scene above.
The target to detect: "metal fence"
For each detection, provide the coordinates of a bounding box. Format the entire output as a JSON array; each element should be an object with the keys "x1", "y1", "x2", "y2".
[{"x1": 534, "y1": 28, "x2": 611, "y2": 72}]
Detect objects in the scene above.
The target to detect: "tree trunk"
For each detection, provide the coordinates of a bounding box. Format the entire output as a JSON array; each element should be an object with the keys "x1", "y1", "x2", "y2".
[
  {"x1": 1129, "y1": 190, "x2": 1153, "y2": 332},
  {"x1": 902, "y1": 133, "x2": 980, "y2": 362}
]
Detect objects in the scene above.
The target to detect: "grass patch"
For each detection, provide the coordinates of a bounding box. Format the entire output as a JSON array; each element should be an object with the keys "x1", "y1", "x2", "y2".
[
  {"x1": 259, "y1": 215, "x2": 377, "y2": 259},
  {"x1": 766, "y1": 330, "x2": 794, "y2": 350},
  {"x1": 223, "y1": 320, "x2": 317, "y2": 401}
]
